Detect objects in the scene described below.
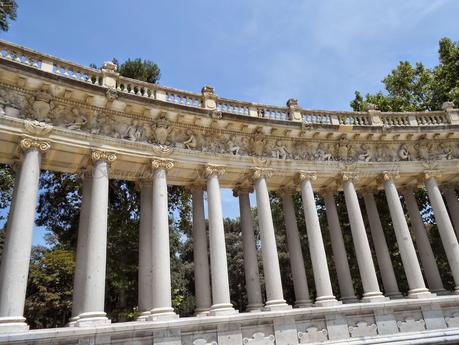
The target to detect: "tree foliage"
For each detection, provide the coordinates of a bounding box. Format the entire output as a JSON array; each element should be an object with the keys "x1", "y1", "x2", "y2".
[
  {"x1": 351, "y1": 38, "x2": 459, "y2": 111},
  {"x1": 0, "y1": 0, "x2": 17, "y2": 32},
  {"x1": 115, "y1": 58, "x2": 161, "y2": 84}
]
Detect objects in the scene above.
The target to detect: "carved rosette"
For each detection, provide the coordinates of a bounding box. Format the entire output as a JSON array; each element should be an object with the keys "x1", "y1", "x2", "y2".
[
  {"x1": 203, "y1": 164, "x2": 225, "y2": 178},
  {"x1": 251, "y1": 167, "x2": 273, "y2": 181},
  {"x1": 20, "y1": 137, "x2": 51, "y2": 153},
  {"x1": 151, "y1": 158, "x2": 174, "y2": 171},
  {"x1": 91, "y1": 150, "x2": 117, "y2": 163},
  {"x1": 295, "y1": 171, "x2": 317, "y2": 185}
]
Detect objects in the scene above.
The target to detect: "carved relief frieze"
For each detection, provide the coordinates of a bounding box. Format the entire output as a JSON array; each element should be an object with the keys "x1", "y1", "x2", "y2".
[
  {"x1": 242, "y1": 332, "x2": 275, "y2": 345},
  {"x1": 1, "y1": 83, "x2": 459, "y2": 168},
  {"x1": 348, "y1": 321, "x2": 378, "y2": 337},
  {"x1": 298, "y1": 327, "x2": 328, "y2": 343}
]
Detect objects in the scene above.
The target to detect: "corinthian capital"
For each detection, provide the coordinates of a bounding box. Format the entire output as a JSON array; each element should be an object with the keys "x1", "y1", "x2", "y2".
[
  {"x1": 422, "y1": 170, "x2": 442, "y2": 181},
  {"x1": 151, "y1": 158, "x2": 174, "y2": 171},
  {"x1": 381, "y1": 171, "x2": 400, "y2": 182},
  {"x1": 91, "y1": 150, "x2": 117, "y2": 163},
  {"x1": 251, "y1": 167, "x2": 273, "y2": 180},
  {"x1": 295, "y1": 171, "x2": 317, "y2": 184},
  {"x1": 341, "y1": 171, "x2": 360, "y2": 182},
  {"x1": 203, "y1": 164, "x2": 225, "y2": 177},
  {"x1": 20, "y1": 137, "x2": 51, "y2": 153}
]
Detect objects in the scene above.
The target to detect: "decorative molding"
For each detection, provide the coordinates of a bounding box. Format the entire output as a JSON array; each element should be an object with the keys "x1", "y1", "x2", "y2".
[
  {"x1": 397, "y1": 318, "x2": 425, "y2": 333},
  {"x1": 295, "y1": 171, "x2": 317, "y2": 184},
  {"x1": 242, "y1": 332, "x2": 275, "y2": 345},
  {"x1": 298, "y1": 327, "x2": 328, "y2": 343},
  {"x1": 151, "y1": 158, "x2": 174, "y2": 171},
  {"x1": 203, "y1": 164, "x2": 225, "y2": 178},
  {"x1": 91, "y1": 150, "x2": 117, "y2": 163},
  {"x1": 349, "y1": 321, "x2": 378, "y2": 337},
  {"x1": 24, "y1": 120, "x2": 53, "y2": 136},
  {"x1": 20, "y1": 137, "x2": 51, "y2": 152},
  {"x1": 251, "y1": 167, "x2": 273, "y2": 180}
]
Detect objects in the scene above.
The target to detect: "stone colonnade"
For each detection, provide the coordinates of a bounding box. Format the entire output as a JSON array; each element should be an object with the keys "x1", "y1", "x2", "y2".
[{"x1": 1, "y1": 140, "x2": 459, "y2": 331}]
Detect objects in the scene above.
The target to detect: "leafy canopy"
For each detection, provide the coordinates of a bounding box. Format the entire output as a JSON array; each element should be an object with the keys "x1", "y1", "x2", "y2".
[
  {"x1": 351, "y1": 38, "x2": 459, "y2": 112},
  {"x1": 0, "y1": 0, "x2": 17, "y2": 32}
]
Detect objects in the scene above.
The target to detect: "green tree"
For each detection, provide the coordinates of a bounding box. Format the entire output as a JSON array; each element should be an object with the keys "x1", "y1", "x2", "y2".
[
  {"x1": 24, "y1": 246, "x2": 75, "y2": 329},
  {"x1": 0, "y1": 0, "x2": 17, "y2": 32},
  {"x1": 116, "y1": 58, "x2": 161, "y2": 84},
  {"x1": 351, "y1": 38, "x2": 459, "y2": 112}
]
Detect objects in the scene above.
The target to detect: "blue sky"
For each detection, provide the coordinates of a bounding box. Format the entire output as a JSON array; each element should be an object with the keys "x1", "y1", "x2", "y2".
[{"x1": 1, "y1": 0, "x2": 458, "y2": 245}]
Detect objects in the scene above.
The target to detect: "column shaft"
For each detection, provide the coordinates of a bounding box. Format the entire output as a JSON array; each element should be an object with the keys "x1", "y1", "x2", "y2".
[
  {"x1": 384, "y1": 178, "x2": 430, "y2": 297},
  {"x1": 238, "y1": 191, "x2": 263, "y2": 311},
  {"x1": 206, "y1": 173, "x2": 235, "y2": 314},
  {"x1": 402, "y1": 189, "x2": 445, "y2": 293},
  {"x1": 0, "y1": 149, "x2": 41, "y2": 331},
  {"x1": 70, "y1": 175, "x2": 92, "y2": 322},
  {"x1": 254, "y1": 176, "x2": 289, "y2": 309},
  {"x1": 343, "y1": 179, "x2": 383, "y2": 300},
  {"x1": 138, "y1": 181, "x2": 153, "y2": 318},
  {"x1": 192, "y1": 188, "x2": 212, "y2": 315},
  {"x1": 282, "y1": 193, "x2": 312, "y2": 307},
  {"x1": 150, "y1": 167, "x2": 176, "y2": 318},
  {"x1": 77, "y1": 159, "x2": 110, "y2": 323},
  {"x1": 323, "y1": 193, "x2": 357, "y2": 303},
  {"x1": 425, "y1": 176, "x2": 459, "y2": 291},
  {"x1": 363, "y1": 193, "x2": 402, "y2": 297},
  {"x1": 299, "y1": 177, "x2": 337, "y2": 305},
  {"x1": 444, "y1": 187, "x2": 459, "y2": 237}
]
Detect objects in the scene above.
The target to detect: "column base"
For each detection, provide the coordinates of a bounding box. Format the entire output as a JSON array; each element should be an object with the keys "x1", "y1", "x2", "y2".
[
  {"x1": 385, "y1": 291, "x2": 404, "y2": 299},
  {"x1": 194, "y1": 307, "x2": 211, "y2": 317},
  {"x1": 264, "y1": 299, "x2": 292, "y2": 311},
  {"x1": 246, "y1": 303, "x2": 264, "y2": 312},
  {"x1": 67, "y1": 312, "x2": 111, "y2": 327},
  {"x1": 407, "y1": 288, "x2": 435, "y2": 299},
  {"x1": 136, "y1": 311, "x2": 152, "y2": 321},
  {"x1": 209, "y1": 303, "x2": 238, "y2": 316},
  {"x1": 0, "y1": 317, "x2": 29, "y2": 334},
  {"x1": 148, "y1": 307, "x2": 179, "y2": 321},
  {"x1": 340, "y1": 296, "x2": 359, "y2": 304},
  {"x1": 294, "y1": 299, "x2": 313, "y2": 308},
  {"x1": 361, "y1": 291, "x2": 388, "y2": 303},
  {"x1": 314, "y1": 296, "x2": 341, "y2": 307},
  {"x1": 431, "y1": 288, "x2": 449, "y2": 295}
]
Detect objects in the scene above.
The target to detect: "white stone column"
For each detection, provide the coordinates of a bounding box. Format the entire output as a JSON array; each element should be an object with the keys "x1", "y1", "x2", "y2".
[
  {"x1": 382, "y1": 173, "x2": 431, "y2": 298},
  {"x1": 71, "y1": 150, "x2": 116, "y2": 326},
  {"x1": 0, "y1": 138, "x2": 49, "y2": 333},
  {"x1": 191, "y1": 186, "x2": 212, "y2": 316},
  {"x1": 297, "y1": 172, "x2": 338, "y2": 306},
  {"x1": 443, "y1": 186, "x2": 459, "y2": 237},
  {"x1": 281, "y1": 190, "x2": 312, "y2": 307},
  {"x1": 148, "y1": 159, "x2": 177, "y2": 320},
  {"x1": 322, "y1": 190, "x2": 358, "y2": 303},
  {"x1": 342, "y1": 174, "x2": 384, "y2": 301},
  {"x1": 69, "y1": 173, "x2": 92, "y2": 325},
  {"x1": 253, "y1": 169, "x2": 290, "y2": 310},
  {"x1": 234, "y1": 188, "x2": 263, "y2": 311},
  {"x1": 424, "y1": 174, "x2": 459, "y2": 292},
  {"x1": 362, "y1": 192, "x2": 402, "y2": 298},
  {"x1": 137, "y1": 180, "x2": 153, "y2": 319},
  {"x1": 401, "y1": 187, "x2": 445, "y2": 293},
  {"x1": 204, "y1": 165, "x2": 236, "y2": 315}
]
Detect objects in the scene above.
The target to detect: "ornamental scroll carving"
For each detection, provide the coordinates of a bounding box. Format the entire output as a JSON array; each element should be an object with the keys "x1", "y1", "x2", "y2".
[
  {"x1": 1, "y1": 85, "x2": 459, "y2": 164},
  {"x1": 91, "y1": 150, "x2": 117, "y2": 163},
  {"x1": 20, "y1": 138, "x2": 51, "y2": 152}
]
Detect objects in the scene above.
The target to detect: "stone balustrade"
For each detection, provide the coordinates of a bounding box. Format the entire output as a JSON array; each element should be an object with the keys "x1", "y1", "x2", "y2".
[{"x1": 2, "y1": 40, "x2": 459, "y2": 344}]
